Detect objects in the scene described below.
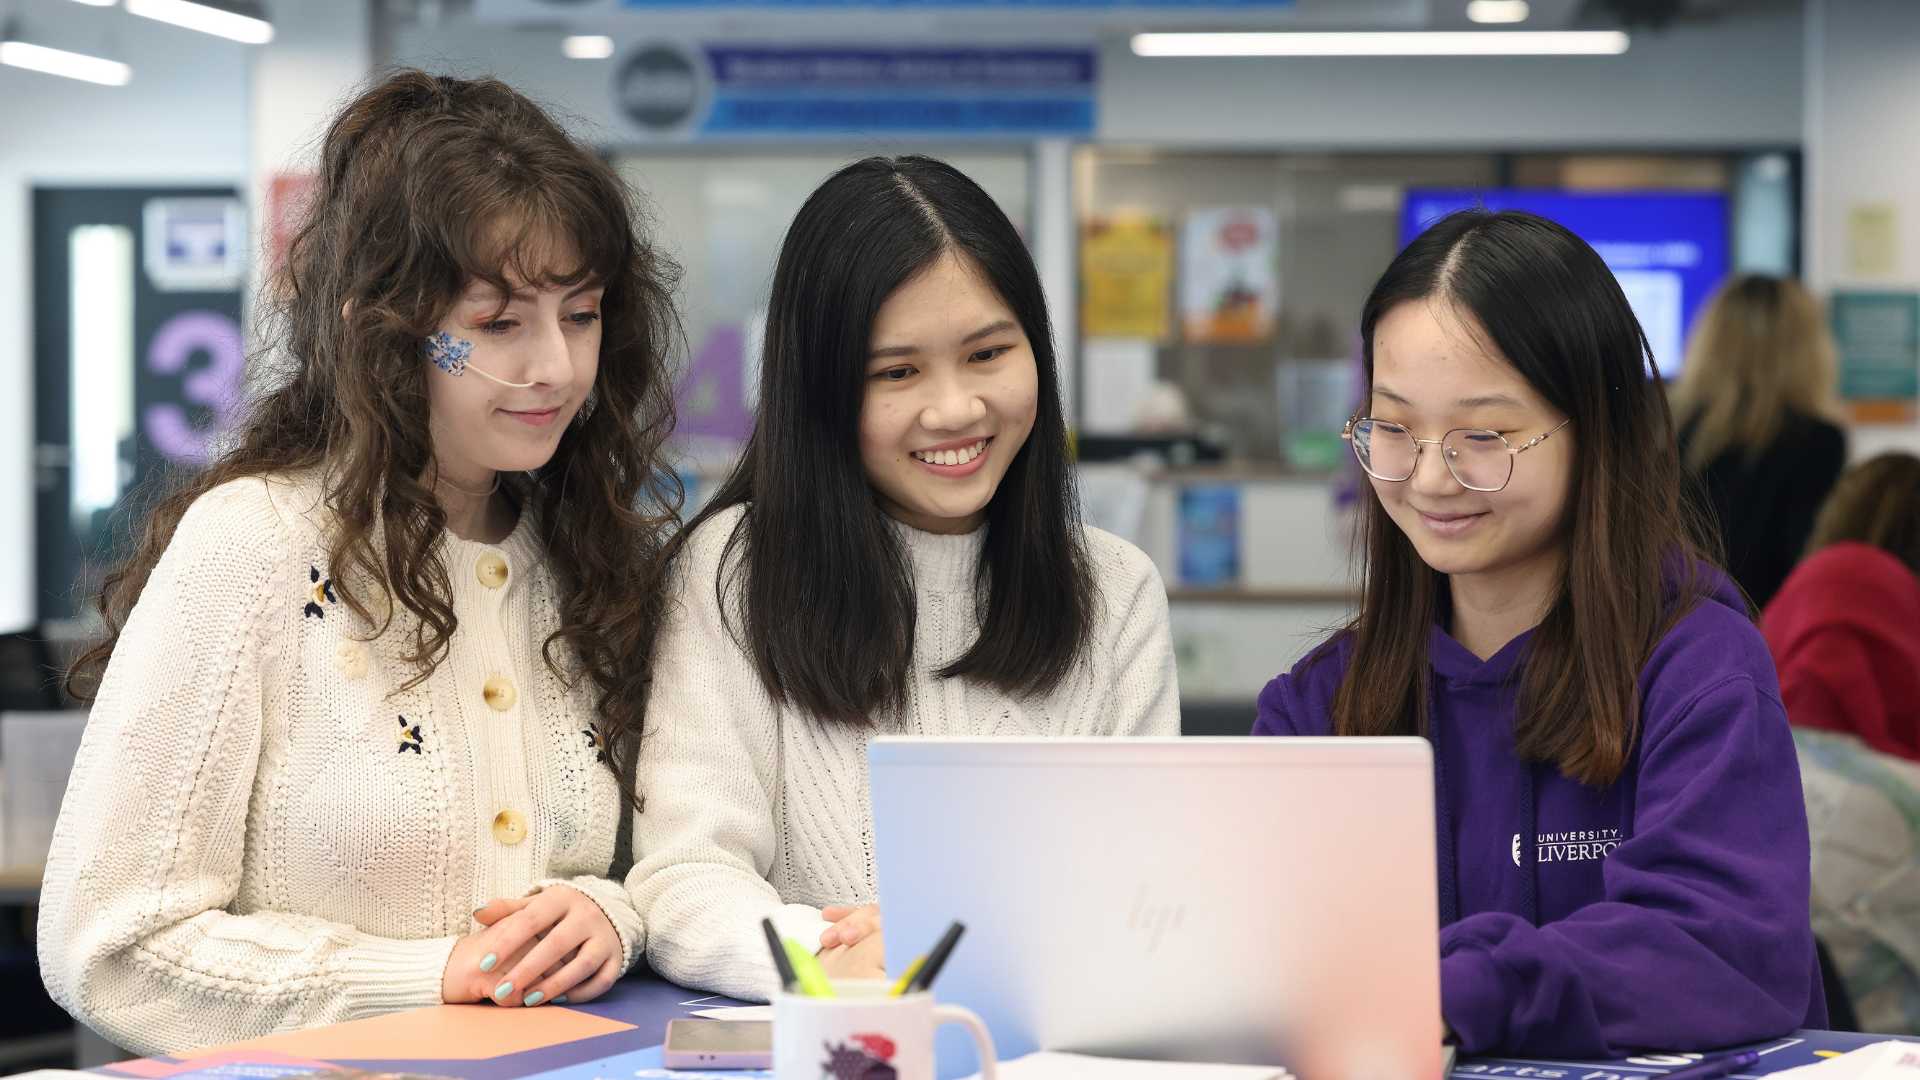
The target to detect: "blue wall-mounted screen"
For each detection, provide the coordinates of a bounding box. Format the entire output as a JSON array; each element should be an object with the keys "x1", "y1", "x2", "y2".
[{"x1": 1400, "y1": 189, "x2": 1731, "y2": 379}]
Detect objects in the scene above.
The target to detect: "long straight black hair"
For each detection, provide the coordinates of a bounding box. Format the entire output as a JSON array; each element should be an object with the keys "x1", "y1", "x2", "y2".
[
  {"x1": 677, "y1": 155, "x2": 1095, "y2": 722},
  {"x1": 1332, "y1": 209, "x2": 1714, "y2": 786}
]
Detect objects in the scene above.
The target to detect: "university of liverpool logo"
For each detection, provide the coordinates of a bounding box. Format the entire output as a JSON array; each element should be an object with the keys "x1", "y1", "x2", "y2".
[{"x1": 1515, "y1": 828, "x2": 1623, "y2": 866}]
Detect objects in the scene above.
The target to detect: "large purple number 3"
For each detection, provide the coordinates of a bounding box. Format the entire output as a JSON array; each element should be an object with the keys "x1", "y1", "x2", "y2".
[{"x1": 142, "y1": 310, "x2": 244, "y2": 464}]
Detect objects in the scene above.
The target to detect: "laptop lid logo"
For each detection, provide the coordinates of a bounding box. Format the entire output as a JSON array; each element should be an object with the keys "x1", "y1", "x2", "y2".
[{"x1": 1127, "y1": 886, "x2": 1188, "y2": 954}]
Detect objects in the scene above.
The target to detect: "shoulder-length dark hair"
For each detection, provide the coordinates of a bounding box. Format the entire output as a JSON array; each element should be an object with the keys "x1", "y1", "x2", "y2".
[
  {"x1": 679, "y1": 154, "x2": 1094, "y2": 722},
  {"x1": 1333, "y1": 209, "x2": 1712, "y2": 787},
  {"x1": 69, "y1": 70, "x2": 682, "y2": 800}
]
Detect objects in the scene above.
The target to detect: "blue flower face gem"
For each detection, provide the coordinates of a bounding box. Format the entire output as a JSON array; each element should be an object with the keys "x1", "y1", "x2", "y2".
[{"x1": 424, "y1": 332, "x2": 472, "y2": 376}]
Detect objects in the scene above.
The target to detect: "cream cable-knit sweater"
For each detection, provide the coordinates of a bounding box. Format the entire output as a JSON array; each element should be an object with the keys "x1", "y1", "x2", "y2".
[
  {"x1": 38, "y1": 473, "x2": 642, "y2": 1056},
  {"x1": 627, "y1": 504, "x2": 1180, "y2": 1002}
]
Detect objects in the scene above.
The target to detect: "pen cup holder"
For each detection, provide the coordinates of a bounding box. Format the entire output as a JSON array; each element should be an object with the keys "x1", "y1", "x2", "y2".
[{"x1": 774, "y1": 978, "x2": 997, "y2": 1080}]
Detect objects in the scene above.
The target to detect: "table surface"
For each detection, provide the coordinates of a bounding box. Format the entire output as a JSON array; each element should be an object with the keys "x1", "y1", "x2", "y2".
[{"x1": 92, "y1": 976, "x2": 1916, "y2": 1080}]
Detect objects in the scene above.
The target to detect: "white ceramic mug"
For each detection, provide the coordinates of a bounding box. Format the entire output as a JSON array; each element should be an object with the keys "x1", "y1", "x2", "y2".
[{"x1": 774, "y1": 979, "x2": 998, "y2": 1080}]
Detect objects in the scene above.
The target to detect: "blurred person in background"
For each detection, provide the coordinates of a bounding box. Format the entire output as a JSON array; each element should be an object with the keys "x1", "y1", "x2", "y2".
[
  {"x1": 1764, "y1": 451, "x2": 1920, "y2": 759},
  {"x1": 1763, "y1": 452, "x2": 1920, "y2": 1035},
  {"x1": 1671, "y1": 274, "x2": 1847, "y2": 610}
]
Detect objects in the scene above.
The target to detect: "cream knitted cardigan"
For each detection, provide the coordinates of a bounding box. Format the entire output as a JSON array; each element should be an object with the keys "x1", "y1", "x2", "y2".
[
  {"x1": 38, "y1": 474, "x2": 642, "y2": 1056},
  {"x1": 626, "y1": 504, "x2": 1180, "y2": 1002}
]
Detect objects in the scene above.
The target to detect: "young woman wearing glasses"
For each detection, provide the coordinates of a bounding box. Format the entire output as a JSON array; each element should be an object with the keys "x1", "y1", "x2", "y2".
[{"x1": 1253, "y1": 210, "x2": 1825, "y2": 1057}]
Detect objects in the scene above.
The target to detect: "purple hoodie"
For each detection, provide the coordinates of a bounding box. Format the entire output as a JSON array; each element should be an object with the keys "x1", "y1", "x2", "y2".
[{"x1": 1253, "y1": 573, "x2": 1826, "y2": 1057}]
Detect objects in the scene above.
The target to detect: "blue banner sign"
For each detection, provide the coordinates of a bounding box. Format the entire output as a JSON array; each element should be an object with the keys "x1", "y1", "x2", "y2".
[{"x1": 614, "y1": 43, "x2": 1097, "y2": 138}]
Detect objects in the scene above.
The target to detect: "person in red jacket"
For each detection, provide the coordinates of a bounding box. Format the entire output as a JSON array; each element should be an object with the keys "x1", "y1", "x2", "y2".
[{"x1": 1761, "y1": 452, "x2": 1920, "y2": 761}]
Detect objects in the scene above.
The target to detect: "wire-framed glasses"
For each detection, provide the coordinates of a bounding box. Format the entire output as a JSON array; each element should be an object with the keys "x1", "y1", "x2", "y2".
[{"x1": 1342, "y1": 416, "x2": 1572, "y2": 493}]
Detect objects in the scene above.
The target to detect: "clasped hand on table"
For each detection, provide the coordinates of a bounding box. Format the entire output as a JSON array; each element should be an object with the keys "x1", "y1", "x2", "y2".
[
  {"x1": 441, "y1": 886, "x2": 623, "y2": 1007},
  {"x1": 818, "y1": 903, "x2": 886, "y2": 981}
]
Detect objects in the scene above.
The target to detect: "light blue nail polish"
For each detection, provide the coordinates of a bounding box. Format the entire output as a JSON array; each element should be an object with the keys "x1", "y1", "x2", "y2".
[
  {"x1": 523, "y1": 991, "x2": 545, "y2": 1007},
  {"x1": 493, "y1": 981, "x2": 513, "y2": 1002},
  {"x1": 479, "y1": 953, "x2": 497, "y2": 973},
  {"x1": 553, "y1": 995, "x2": 569, "y2": 1005}
]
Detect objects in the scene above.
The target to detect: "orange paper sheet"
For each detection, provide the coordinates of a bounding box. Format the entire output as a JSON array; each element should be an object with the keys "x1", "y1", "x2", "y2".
[
  {"x1": 195, "y1": 1003, "x2": 634, "y2": 1061},
  {"x1": 107, "y1": 1049, "x2": 338, "y2": 1077}
]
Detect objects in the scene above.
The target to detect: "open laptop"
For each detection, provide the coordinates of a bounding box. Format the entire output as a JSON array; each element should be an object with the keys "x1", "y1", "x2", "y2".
[{"x1": 869, "y1": 736, "x2": 1447, "y2": 1080}]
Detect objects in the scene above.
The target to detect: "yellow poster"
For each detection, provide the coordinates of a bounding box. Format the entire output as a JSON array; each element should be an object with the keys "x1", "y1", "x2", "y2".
[
  {"x1": 1847, "y1": 203, "x2": 1899, "y2": 279},
  {"x1": 1081, "y1": 216, "x2": 1173, "y2": 340}
]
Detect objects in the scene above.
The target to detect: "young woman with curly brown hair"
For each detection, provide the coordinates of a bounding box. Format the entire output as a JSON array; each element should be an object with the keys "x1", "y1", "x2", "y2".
[{"x1": 38, "y1": 70, "x2": 680, "y2": 1053}]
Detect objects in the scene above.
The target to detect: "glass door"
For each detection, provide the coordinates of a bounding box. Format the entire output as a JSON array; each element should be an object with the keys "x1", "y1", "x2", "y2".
[{"x1": 32, "y1": 186, "x2": 246, "y2": 624}]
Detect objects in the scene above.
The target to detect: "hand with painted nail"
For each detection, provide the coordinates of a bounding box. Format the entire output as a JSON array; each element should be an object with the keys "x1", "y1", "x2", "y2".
[
  {"x1": 464, "y1": 885, "x2": 622, "y2": 1007},
  {"x1": 469, "y1": 896, "x2": 569, "y2": 999},
  {"x1": 442, "y1": 924, "x2": 538, "y2": 1005}
]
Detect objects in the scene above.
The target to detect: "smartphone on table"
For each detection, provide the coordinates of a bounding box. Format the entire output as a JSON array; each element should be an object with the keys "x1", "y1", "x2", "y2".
[{"x1": 661, "y1": 1019, "x2": 773, "y2": 1070}]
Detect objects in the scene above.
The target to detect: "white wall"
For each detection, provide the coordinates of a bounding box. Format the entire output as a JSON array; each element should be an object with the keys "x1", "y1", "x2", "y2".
[
  {"x1": 249, "y1": 3, "x2": 372, "y2": 250},
  {"x1": 0, "y1": 4, "x2": 251, "y2": 632},
  {"x1": 1805, "y1": 0, "x2": 1920, "y2": 461},
  {"x1": 388, "y1": 21, "x2": 611, "y2": 137}
]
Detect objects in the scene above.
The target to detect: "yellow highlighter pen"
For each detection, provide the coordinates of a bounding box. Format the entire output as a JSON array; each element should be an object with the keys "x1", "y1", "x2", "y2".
[
  {"x1": 890, "y1": 956, "x2": 926, "y2": 997},
  {"x1": 783, "y1": 938, "x2": 836, "y2": 998}
]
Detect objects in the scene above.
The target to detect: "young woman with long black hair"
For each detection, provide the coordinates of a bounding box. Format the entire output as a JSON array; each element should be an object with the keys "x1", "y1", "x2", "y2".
[{"x1": 624, "y1": 156, "x2": 1179, "y2": 1000}]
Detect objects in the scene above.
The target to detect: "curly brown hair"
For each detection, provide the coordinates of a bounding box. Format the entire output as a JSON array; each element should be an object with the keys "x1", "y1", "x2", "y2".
[{"x1": 67, "y1": 70, "x2": 682, "y2": 803}]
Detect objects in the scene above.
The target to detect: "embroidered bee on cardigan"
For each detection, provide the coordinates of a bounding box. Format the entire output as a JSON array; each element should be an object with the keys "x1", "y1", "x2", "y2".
[
  {"x1": 583, "y1": 728, "x2": 608, "y2": 764},
  {"x1": 304, "y1": 565, "x2": 337, "y2": 619},
  {"x1": 397, "y1": 715, "x2": 425, "y2": 754}
]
